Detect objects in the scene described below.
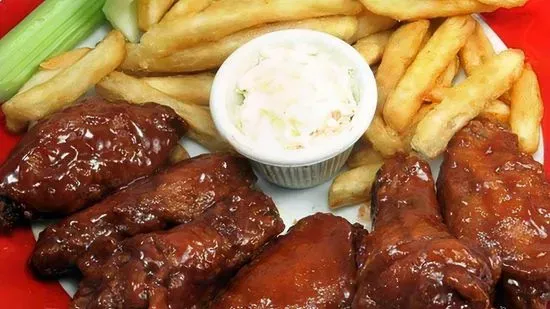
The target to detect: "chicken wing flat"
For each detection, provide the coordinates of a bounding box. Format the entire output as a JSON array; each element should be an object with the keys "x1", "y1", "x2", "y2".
[
  {"x1": 353, "y1": 155, "x2": 500, "y2": 309},
  {"x1": 31, "y1": 153, "x2": 256, "y2": 278},
  {"x1": 438, "y1": 119, "x2": 550, "y2": 308},
  {"x1": 211, "y1": 213, "x2": 363, "y2": 308},
  {"x1": 0, "y1": 97, "x2": 186, "y2": 231},
  {"x1": 71, "y1": 187, "x2": 284, "y2": 309}
]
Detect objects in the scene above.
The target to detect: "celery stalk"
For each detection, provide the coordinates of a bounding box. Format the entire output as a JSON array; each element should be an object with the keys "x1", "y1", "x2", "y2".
[
  {"x1": 103, "y1": 0, "x2": 140, "y2": 44},
  {"x1": 0, "y1": 0, "x2": 106, "y2": 101}
]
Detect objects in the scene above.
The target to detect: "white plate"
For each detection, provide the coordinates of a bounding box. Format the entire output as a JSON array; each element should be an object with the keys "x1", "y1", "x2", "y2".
[{"x1": 30, "y1": 16, "x2": 545, "y2": 297}]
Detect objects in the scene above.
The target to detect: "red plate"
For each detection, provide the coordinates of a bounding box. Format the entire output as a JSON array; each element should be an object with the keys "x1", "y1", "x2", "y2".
[{"x1": 0, "y1": 1, "x2": 549, "y2": 307}]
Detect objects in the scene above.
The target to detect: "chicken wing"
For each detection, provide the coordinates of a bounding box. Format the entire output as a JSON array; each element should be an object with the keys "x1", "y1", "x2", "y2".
[
  {"x1": 211, "y1": 213, "x2": 364, "y2": 308},
  {"x1": 71, "y1": 187, "x2": 284, "y2": 309},
  {"x1": 31, "y1": 153, "x2": 256, "y2": 278},
  {"x1": 353, "y1": 155, "x2": 500, "y2": 309},
  {"x1": 0, "y1": 97, "x2": 186, "y2": 231},
  {"x1": 438, "y1": 119, "x2": 550, "y2": 308}
]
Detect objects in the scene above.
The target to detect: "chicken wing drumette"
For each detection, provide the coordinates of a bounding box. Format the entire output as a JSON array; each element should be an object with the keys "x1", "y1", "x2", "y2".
[
  {"x1": 353, "y1": 155, "x2": 500, "y2": 309},
  {"x1": 438, "y1": 119, "x2": 550, "y2": 308}
]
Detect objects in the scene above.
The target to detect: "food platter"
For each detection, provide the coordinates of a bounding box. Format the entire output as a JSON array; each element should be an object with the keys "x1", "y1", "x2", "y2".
[
  {"x1": 26, "y1": 16, "x2": 545, "y2": 298},
  {"x1": 1, "y1": 0, "x2": 550, "y2": 307}
]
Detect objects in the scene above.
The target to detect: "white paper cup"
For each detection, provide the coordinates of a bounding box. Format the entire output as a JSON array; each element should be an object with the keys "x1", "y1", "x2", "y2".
[{"x1": 211, "y1": 29, "x2": 377, "y2": 189}]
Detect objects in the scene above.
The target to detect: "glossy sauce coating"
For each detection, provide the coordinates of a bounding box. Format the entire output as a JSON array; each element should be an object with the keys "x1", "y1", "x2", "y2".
[
  {"x1": 212, "y1": 213, "x2": 363, "y2": 308},
  {"x1": 353, "y1": 155, "x2": 499, "y2": 309},
  {"x1": 438, "y1": 119, "x2": 550, "y2": 308},
  {"x1": 0, "y1": 97, "x2": 186, "y2": 230},
  {"x1": 71, "y1": 187, "x2": 284, "y2": 309},
  {"x1": 31, "y1": 153, "x2": 256, "y2": 278}
]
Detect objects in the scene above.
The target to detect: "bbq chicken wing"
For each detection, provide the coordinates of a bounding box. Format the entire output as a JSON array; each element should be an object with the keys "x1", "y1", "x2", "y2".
[
  {"x1": 31, "y1": 153, "x2": 256, "y2": 278},
  {"x1": 211, "y1": 213, "x2": 364, "y2": 308},
  {"x1": 0, "y1": 97, "x2": 186, "y2": 231},
  {"x1": 71, "y1": 188, "x2": 284, "y2": 309},
  {"x1": 438, "y1": 119, "x2": 550, "y2": 308},
  {"x1": 353, "y1": 155, "x2": 500, "y2": 309}
]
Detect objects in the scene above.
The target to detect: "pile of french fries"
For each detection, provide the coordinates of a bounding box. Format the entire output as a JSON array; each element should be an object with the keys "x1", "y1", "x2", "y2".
[
  {"x1": 329, "y1": 1, "x2": 541, "y2": 210},
  {"x1": 0, "y1": 0, "x2": 542, "y2": 212}
]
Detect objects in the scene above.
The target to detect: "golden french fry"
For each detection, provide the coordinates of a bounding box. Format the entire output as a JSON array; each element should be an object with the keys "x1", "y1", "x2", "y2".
[
  {"x1": 459, "y1": 22, "x2": 495, "y2": 76},
  {"x1": 18, "y1": 48, "x2": 94, "y2": 94},
  {"x1": 39, "y1": 48, "x2": 92, "y2": 70},
  {"x1": 141, "y1": 73, "x2": 214, "y2": 105},
  {"x1": 477, "y1": 0, "x2": 528, "y2": 8},
  {"x1": 412, "y1": 49, "x2": 525, "y2": 158},
  {"x1": 384, "y1": 16, "x2": 476, "y2": 133},
  {"x1": 353, "y1": 30, "x2": 392, "y2": 66},
  {"x1": 436, "y1": 56, "x2": 459, "y2": 88},
  {"x1": 401, "y1": 104, "x2": 435, "y2": 152},
  {"x1": 424, "y1": 86, "x2": 447, "y2": 103},
  {"x1": 480, "y1": 100, "x2": 511, "y2": 123},
  {"x1": 162, "y1": 0, "x2": 213, "y2": 21},
  {"x1": 122, "y1": 16, "x2": 358, "y2": 73},
  {"x1": 376, "y1": 20, "x2": 431, "y2": 111},
  {"x1": 510, "y1": 64, "x2": 543, "y2": 154},
  {"x1": 96, "y1": 71, "x2": 231, "y2": 152},
  {"x1": 422, "y1": 87, "x2": 511, "y2": 124},
  {"x1": 329, "y1": 163, "x2": 383, "y2": 209},
  {"x1": 169, "y1": 144, "x2": 191, "y2": 164},
  {"x1": 347, "y1": 142, "x2": 384, "y2": 169},
  {"x1": 350, "y1": 10, "x2": 396, "y2": 43},
  {"x1": 459, "y1": 21, "x2": 514, "y2": 105},
  {"x1": 364, "y1": 115, "x2": 405, "y2": 158},
  {"x1": 424, "y1": 57, "x2": 459, "y2": 102},
  {"x1": 2, "y1": 31, "x2": 126, "y2": 133},
  {"x1": 359, "y1": 0, "x2": 496, "y2": 20},
  {"x1": 138, "y1": 0, "x2": 176, "y2": 31},
  {"x1": 140, "y1": 0, "x2": 362, "y2": 56}
]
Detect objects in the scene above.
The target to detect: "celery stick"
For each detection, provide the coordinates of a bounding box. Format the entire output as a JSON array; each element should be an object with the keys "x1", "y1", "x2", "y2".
[
  {"x1": 103, "y1": 0, "x2": 141, "y2": 44},
  {"x1": 0, "y1": 0, "x2": 106, "y2": 101}
]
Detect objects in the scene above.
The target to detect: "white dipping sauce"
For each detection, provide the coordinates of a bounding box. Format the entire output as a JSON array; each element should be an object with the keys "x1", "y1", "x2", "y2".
[{"x1": 232, "y1": 44, "x2": 358, "y2": 151}]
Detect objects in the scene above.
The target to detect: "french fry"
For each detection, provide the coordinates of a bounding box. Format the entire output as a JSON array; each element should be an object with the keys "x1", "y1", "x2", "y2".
[
  {"x1": 96, "y1": 71, "x2": 231, "y2": 152},
  {"x1": 353, "y1": 30, "x2": 392, "y2": 66},
  {"x1": 138, "y1": 0, "x2": 176, "y2": 31},
  {"x1": 459, "y1": 21, "x2": 495, "y2": 76},
  {"x1": 329, "y1": 163, "x2": 383, "y2": 209},
  {"x1": 477, "y1": 0, "x2": 528, "y2": 8},
  {"x1": 347, "y1": 142, "x2": 384, "y2": 169},
  {"x1": 510, "y1": 64, "x2": 544, "y2": 154},
  {"x1": 169, "y1": 144, "x2": 191, "y2": 164},
  {"x1": 480, "y1": 100, "x2": 511, "y2": 123},
  {"x1": 2, "y1": 31, "x2": 126, "y2": 133},
  {"x1": 140, "y1": 0, "x2": 362, "y2": 56},
  {"x1": 17, "y1": 48, "x2": 94, "y2": 94},
  {"x1": 424, "y1": 57, "x2": 460, "y2": 102},
  {"x1": 122, "y1": 16, "x2": 358, "y2": 73},
  {"x1": 141, "y1": 73, "x2": 214, "y2": 106},
  {"x1": 364, "y1": 116, "x2": 405, "y2": 157},
  {"x1": 423, "y1": 87, "x2": 512, "y2": 124},
  {"x1": 359, "y1": 0, "x2": 497, "y2": 20},
  {"x1": 436, "y1": 56, "x2": 460, "y2": 88},
  {"x1": 39, "y1": 48, "x2": 91, "y2": 70},
  {"x1": 162, "y1": 0, "x2": 212, "y2": 21},
  {"x1": 383, "y1": 16, "x2": 476, "y2": 133},
  {"x1": 375, "y1": 20, "x2": 430, "y2": 111},
  {"x1": 411, "y1": 49, "x2": 525, "y2": 158},
  {"x1": 402, "y1": 104, "x2": 435, "y2": 152},
  {"x1": 363, "y1": 21, "x2": 429, "y2": 158},
  {"x1": 349, "y1": 10, "x2": 396, "y2": 43}
]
